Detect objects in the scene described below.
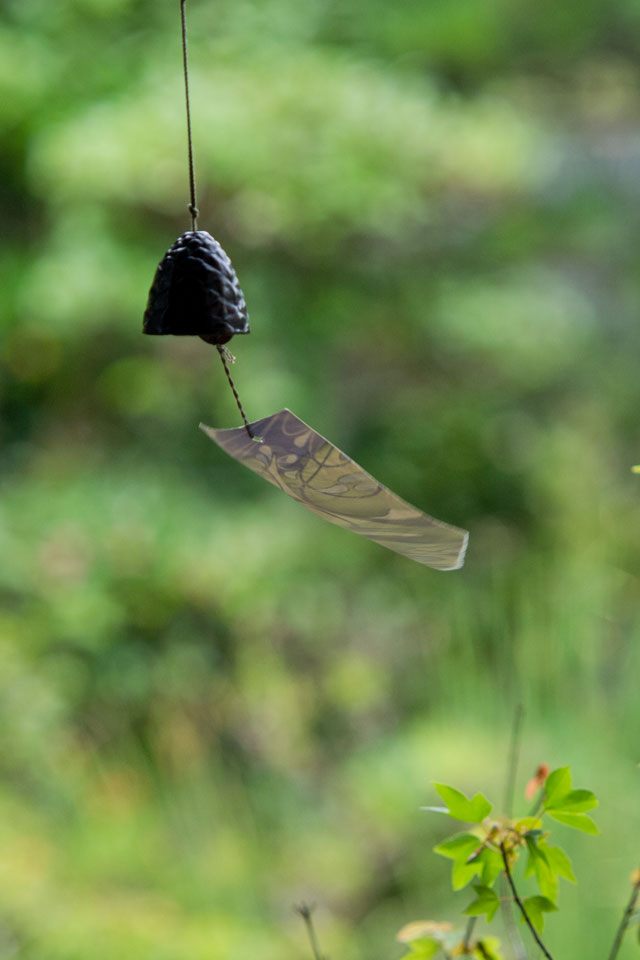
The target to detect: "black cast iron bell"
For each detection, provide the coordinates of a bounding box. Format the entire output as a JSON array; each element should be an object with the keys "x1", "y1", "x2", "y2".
[{"x1": 143, "y1": 230, "x2": 250, "y2": 345}]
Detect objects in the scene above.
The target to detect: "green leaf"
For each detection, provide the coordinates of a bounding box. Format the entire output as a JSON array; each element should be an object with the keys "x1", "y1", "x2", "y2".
[
  {"x1": 513, "y1": 816, "x2": 543, "y2": 833},
  {"x1": 433, "y1": 784, "x2": 492, "y2": 822},
  {"x1": 547, "y1": 811, "x2": 599, "y2": 835},
  {"x1": 452, "y1": 857, "x2": 482, "y2": 891},
  {"x1": 468, "y1": 793, "x2": 493, "y2": 821},
  {"x1": 524, "y1": 838, "x2": 537, "y2": 879},
  {"x1": 544, "y1": 767, "x2": 571, "y2": 807},
  {"x1": 464, "y1": 884, "x2": 500, "y2": 922},
  {"x1": 540, "y1": 843, "x2": 577, "y2": 884},
  {"x1": 524, "y1": 835, "x2": 545, "y2": 874},
  {"x1": 434, "y1": 833, "x2": 484, "y2": 890},
  {"x1": 397, "y1": 921, "x2": 454, "y2": 946},
  {"x1": 545, "y1": 789, "x2": 598, "y2": 814},
  {"x1": 521, "y1": 896, "x2": 558, "y2": 934},
  {"x1": 406, "y1": 938, "x2": 441, "y2": 959},
  {"x1": 525, "y1": 834, "x2": 549, "y2": 865},
  {"x1": 531, "y1": 897, "x2": 559, "y2": 913},
  {"x1": 535, "y1": 858, "x2": 558, "y2": 903},
  {"x1": 479, "y1": 847, "x2": 503, "y2": 887},
  {"x1": 524, "y1": 836, "x2": 557, "y2": 902},
  {"x1": 474, "y1": 938, "x2": 503, "y2": 960},
  {"x1": 433, "y1": 783, "x2": 468, "y2": 815},
  {"x1": 433, "y1": 833, "x2": 481, "y2": 861},
  {"x1": 471, "y1": 883, "x2": 498, "y2": 898}
]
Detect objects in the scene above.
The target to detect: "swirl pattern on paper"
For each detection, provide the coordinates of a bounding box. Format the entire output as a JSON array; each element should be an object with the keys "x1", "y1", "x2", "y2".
[{"x1": 200, "y1": 409, "x2": 468, "y2": 570}]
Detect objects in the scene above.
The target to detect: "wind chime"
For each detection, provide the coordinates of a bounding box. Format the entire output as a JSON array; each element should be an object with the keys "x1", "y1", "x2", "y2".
[{"x1": 143, "y1": 0, "x2": 469, "y2": 571}]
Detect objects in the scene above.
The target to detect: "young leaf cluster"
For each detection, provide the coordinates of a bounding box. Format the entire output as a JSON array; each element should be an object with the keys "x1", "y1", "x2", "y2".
[{"x1": 398, "y1": 766, "x2": 598, "y2": 959}]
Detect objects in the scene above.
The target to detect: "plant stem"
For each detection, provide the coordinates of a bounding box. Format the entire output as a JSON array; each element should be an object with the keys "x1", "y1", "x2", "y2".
[
  {"x1": 528, "y1": 792, "x2": 545, "y2": 818},
  {"x1": 503, "y1": 703, "x2": 524, "y2": 817},
  {"x1": 500, "y1": 842, "x2": 556, "y2": 960},
  {"x1": 606, "y1": 871, "x2": 640, "y2": 960},
  {"x1": 295, "y1": 903, "x2": 326, "y2": 960},
  {"x1": 501, "y1": 704, "x2": 528, "y2": 960},
  {"x1": 500, "y1": 868, "x2": 529, "y2": 960},
  {"x1": 462, "y1": 916, "x2": 477, "y2": 952}
]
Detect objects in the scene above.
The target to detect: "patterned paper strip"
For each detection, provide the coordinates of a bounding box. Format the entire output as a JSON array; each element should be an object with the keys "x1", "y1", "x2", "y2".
[{"x1": 200, "y1": 409, "x2": 468, "y2": 570}]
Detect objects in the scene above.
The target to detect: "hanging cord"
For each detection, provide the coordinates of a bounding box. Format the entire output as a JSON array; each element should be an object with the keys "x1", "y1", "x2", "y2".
[
  {"x1": 217, "y1": 346, "x2": 259, "y2": 440},
  {"x1": 180, "y1": 0, "x2": 199, "y2": 229},
  {"x1": 180, "y1": 3, "x2": 256, "y2": 439}
]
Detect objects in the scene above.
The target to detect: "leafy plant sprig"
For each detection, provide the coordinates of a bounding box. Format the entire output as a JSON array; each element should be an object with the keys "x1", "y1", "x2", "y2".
[
  {"x1": 295, "y1": 764, "x2": 640, "y2": 960},
  {"x1": 397, "y1": 765, "x2": 599, "y2": 959}
]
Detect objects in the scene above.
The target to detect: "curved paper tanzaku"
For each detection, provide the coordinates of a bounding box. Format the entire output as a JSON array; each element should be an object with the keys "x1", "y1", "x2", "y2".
[{"x1": 200, "y1": 409, "x2": 468, "y2": 570}]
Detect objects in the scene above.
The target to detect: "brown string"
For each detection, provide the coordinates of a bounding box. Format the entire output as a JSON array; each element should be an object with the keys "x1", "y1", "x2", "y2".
[
  {"x1": 216, "y1": 346, "x2": 258, "y2": 440},
  {"x1": 180, "y1": 0, "x2": 199, "y2": 230},
  {"x1": 181, "y1": 3, "x2": 254, "y2": 439}
]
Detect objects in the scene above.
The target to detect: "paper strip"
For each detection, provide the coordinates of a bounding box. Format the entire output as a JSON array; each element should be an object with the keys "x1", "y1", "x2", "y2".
[{"x1": 200, "y1": 409, "x2": 468, "y2": 570}]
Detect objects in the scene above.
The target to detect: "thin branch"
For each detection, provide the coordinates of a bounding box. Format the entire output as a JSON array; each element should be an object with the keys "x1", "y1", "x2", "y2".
[
  {"x1": 462, "y1": 916, "x2": 477, "y2": 953},
  {"x1": 476, "y1": 942, "x2": 494, "y2": 960},
  {"x1": 606, "y1": 871, "x2": 640, "y2": 960},
  {"x1": 499, "y1": 872, "x2": 529, "y2": 960},
  {"x1": 528, "y1": 791, "x2": 545, "y2": 818},
  {"x1": 501, "y1": 704, "x2": 528, "y2": 960},
  {"x1": 503, "y1": 703, "x2": 524, "y2": 817},
  {"x1": 500, "y1": 842, "x2": 555, "y2": 960},
  {"x1": 295, "y1": 903, "x2": 326, "y2": 960}
]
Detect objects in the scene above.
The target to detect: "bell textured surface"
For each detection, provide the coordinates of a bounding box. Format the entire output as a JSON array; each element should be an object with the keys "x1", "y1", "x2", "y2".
[{"x1": 143, "y1": 230, "x2": 250, "y2": 345}]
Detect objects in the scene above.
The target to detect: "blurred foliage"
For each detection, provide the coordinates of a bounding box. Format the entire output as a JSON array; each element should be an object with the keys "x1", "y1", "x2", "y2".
[{"x1": 2, "y1": 0, "x2": 640, "y2": 957}]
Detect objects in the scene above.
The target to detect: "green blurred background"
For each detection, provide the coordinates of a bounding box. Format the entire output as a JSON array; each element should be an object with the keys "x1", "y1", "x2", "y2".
[{"x1": 2, "y1": 0, "x2": 640, "y2": 957}]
